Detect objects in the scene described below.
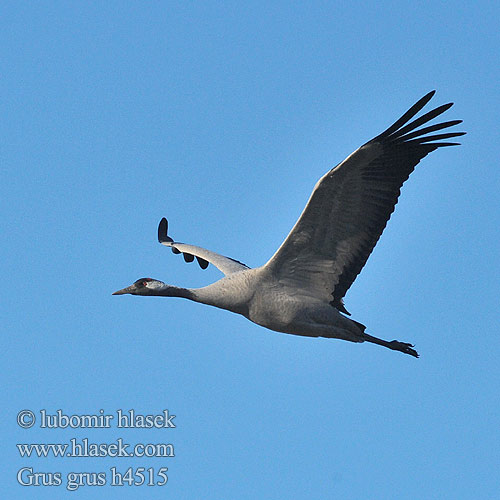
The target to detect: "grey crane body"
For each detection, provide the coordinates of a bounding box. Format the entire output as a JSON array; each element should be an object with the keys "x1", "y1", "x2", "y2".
[
  {"x1": 114, "y1": 91, "x2": 465, "y2": 357},
  {"x1": 118, "y1": 268, "x2": 362, "y2": 341}
]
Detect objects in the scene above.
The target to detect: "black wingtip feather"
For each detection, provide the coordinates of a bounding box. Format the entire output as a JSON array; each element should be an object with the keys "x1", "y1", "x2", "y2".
[
  {"x1": 196, "y1": 256, "x2": 209, "y2": 269},
  {"x1": 395, "y1": 120, "x2": 463, "y2": 142},
  {"x1": 389, "y1": 102, "x2": 454, "y2": 139},
  {"x1": 370, "y1": 93, "x2": 465, "y2": 149},
  {"x1": 183, "y1": 253, "x2": 195, "y2": 263},
  {"x1": 429, "y1": 142, "x2": 462, "y2": 147},
  {"x1": 409, "y1": 131, "x2": 466, "y2": 143},
  {"x1": 158, "y1": 218, "x2": 210, "y2": 270},
  {"x1": 376, "y1": 91, "x2": 437, "y2": 139},
  {"x1": 158, "y1": 217, "x2": 174, "y2": 244}
]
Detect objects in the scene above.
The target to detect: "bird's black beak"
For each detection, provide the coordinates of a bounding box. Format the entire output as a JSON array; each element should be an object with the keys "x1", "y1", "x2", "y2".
[{"x1": 112, "y1": 285, "x2": 135, "y2": 295}]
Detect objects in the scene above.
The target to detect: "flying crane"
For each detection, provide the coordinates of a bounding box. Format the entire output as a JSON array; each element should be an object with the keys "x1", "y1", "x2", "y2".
[{"x1": 113, "y1": 91, "x2": 464, "y2": 357}]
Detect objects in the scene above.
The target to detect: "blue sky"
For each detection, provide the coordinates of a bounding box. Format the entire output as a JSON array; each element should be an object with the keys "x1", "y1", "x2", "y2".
[{"x1": 2, "y1": 1, "x2": 499, "y2": 498}]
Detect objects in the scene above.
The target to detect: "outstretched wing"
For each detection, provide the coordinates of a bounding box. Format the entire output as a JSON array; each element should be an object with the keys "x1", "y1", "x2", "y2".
[
  {"x1": 263, "y1": 91, "x2": 465, "y2": 313},
  {"x1": 158, "y1": 218, "x2": 250, "y2": 276}
]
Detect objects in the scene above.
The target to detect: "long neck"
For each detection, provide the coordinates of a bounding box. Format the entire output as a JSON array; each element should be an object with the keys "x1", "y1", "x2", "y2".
[
  {"x1": 154, "y1": 276, "x2": 254, "y2": 316},
  {"x1": 154, "y1": 284, "x2": 196, "y2": 300}
]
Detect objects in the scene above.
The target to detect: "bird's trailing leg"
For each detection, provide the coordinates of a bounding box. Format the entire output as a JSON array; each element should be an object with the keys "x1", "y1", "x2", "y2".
[{"x1": 362, "y1": 333, "x2": 419, "y2": 358}]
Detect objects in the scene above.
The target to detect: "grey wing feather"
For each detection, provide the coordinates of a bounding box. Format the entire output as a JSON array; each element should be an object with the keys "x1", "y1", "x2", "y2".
[
  {"x1": 158, "y1": 218, "x2": 250, "y2": 275},
  {"x1": 263, "y1": 91, "x2": 465, "y2": 312}
]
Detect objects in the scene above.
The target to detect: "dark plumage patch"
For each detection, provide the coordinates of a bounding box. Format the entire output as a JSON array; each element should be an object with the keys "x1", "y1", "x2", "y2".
[
  {"x1": 351, "y1": 319, "x2": 366, "y2": 332},
  {"x1": 227, "y1": 256, "x2": 250, "y2": 268},
  {"x1": 196, "y1": 257, "x2": 209, "y2": 269},
  {"x1": 183, "y1": 253, "x2": 194, "y2": 263},
  {"x1": 331, "y1": 298, "x2": 351, "y2": 316},
  {"x1": 158, "y1": 217, "x2": 173, "y2": 243},
  {"x1": 134, "y1": 277, "x2": 153, "y2": 287}
]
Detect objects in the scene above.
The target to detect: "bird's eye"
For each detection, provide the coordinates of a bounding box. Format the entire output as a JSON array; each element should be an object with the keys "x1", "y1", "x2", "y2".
[{"x1": 142, "y1": 281, "x2": 149, "y2": 287}]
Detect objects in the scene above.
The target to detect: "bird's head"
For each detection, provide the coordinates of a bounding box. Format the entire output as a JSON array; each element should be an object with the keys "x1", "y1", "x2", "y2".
[{"x1": 112, "y1": 277, "x2": 166, "y2": 296}]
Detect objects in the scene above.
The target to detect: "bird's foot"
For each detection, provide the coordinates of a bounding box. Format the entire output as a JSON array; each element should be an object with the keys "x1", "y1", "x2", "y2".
[
  {"x1": 362, "y1": 333, "x2": 419, "y2": 358},
  {"x1": 388, "y1": 340, "x2": 419, "y2": 358}
]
